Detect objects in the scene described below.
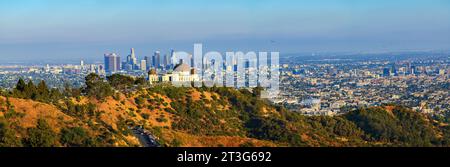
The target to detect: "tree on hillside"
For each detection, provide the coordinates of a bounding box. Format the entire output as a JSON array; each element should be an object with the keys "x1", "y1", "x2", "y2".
[
  {"x1": 345, "y1": 107, "x2": 438, "y2": 146},
  {"x1": 12, "y1": 78, "x2": 27, "y2": 98},
  {"x1": 16, "y1": 78, "x2": 26, "y2": 92},
  {"x1": 25, "y1": 80, "x2": 36, "y2": 99},
  {"x1": 107, "y1": 74, "x2": 148, "y2": 92},
  {"x1": 26, "y1": 119, "x2": 58, "y2": 147},
  {"x1": 84, "y1": 73, "x2": 114, "y2": 99},
  {"x1": 48, "y1": 88, "x2": 62, "y2": 103},
  {"x1": 36, "y1": 80, "x2": 50, "y2": 99},
  {"x1": 134, "y1": 77, "x2": 148, "y2": 87},
  {"x1": 10, "y1": 78, "x2": 61, "y2": 103},
  {"x1": 252, "y1": 86, "x2": 264, "y2": 98},
  {"x1": 64, "y1": 82, "x2": 82, "y2": 97},
  {"x1": 0, "y1": 121, "x2": 23, "y2": 147},
  {"x1": 107, "y1": 74, "x2": 135, "y2": 91},
  {"x1": 11, "y1": 79, "x2": 36, "y2": 99},
  {"x1": 60, "y1": 127, "x2": 93, "y2": 147},
  {"x1": 245, "y1": 117, "x2": 301, "y2": 146}
]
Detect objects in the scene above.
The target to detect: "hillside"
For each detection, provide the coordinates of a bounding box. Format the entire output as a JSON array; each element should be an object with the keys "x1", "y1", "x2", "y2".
[
  {"x1": 0, "y1": 78, "x2": 281, "y2": 147},
  {"x1": 1, "y1": 74, "x2": 449, "y2": 147}
]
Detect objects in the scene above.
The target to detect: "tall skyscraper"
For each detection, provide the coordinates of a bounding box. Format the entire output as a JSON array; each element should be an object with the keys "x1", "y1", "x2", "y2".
[
  {"x1": 80, "y1": 60, "x2": 85, "y2": 70},
  {"x1": 383, "y1": 67, "x2": 391, "y2": 77},
  {"x1": 125, "y1": 48, "x2": 138, "y2": 70},
  {"x1": 154, "y1": 51, "x2": 161, "y2": 68},
  {"x1": 104, "y1": 53, "x2": 121, "y2": 73},
  {"x1": 144, "y1": 56, "x2": 151, "y2": 70},
  {"x1": 410, "y1": 65, "x2": 416, "y2": 75},
  {"x1": 130, "y1": 48, "x2": 137, "y2": 65},
  {"x1": 170, "y1": 49, "x2": 177, "y2": 67},
  {"x1": 163, "y1": 54, "x2": 169, "y2": 69},
  {"x1": 140, "y1": 60, "x2": 147, "y2": 71},
  {"x1": 170, "y1": 49, "x2": 175, "y2": 63},
  {"x1": 392, "y1": 64, "x2": 398, "y2": 76},
  {"x1": 406, "y1": 62, "x2": 412, "y2": 75}
]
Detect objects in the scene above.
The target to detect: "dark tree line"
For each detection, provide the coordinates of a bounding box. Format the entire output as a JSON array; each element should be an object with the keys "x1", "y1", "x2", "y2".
[
  {"x1": 11, "y1": 79, "x2": 62, "y2": 103},
  {"x1": 83, "y1": 73, "x2": 147, "y2": 100},
  {"x1": 5, "y1": 73, "x2": 149, "y2": 102},
  {"x1": 83, "y1": 73, "x2": 114, "y2": 100}
]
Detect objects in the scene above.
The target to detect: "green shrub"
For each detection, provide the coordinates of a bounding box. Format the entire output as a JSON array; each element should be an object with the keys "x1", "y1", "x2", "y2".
[
  {"x1": 26, "y1": 119, "x2": 58, "y2": 147},
  {"x1": 60, "y1": 127, "x2": 93, "y2": 147}
]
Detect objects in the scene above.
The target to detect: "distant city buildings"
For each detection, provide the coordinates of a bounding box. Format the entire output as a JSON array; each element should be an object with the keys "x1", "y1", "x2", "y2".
[
  {"x1": 98, "y1": 48, "x2": 205, "y2": 86},
  {"x1": 1, "y1": 49, "x2": 447, "y2": 117},
  {"x1": 277, "y1": 55, "x2": 450, "y2": 116},
  {"x1": 140, "y1": 60, "x2": 147, "y2": 71},
  {"x1": 101, "y1": 48, "x2": 179, "y2": 75},
  {"x1": 104, "y1": 53, "x2": 121, "y2": 73}
]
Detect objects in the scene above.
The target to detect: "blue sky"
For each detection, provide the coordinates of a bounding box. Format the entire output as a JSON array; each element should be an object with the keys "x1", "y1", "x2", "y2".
[{"x1": 0, "y1": 0, "x2": 450, "y2": 63}]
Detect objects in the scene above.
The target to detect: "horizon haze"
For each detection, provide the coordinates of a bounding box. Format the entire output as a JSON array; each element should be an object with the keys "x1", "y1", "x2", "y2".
[{"x1": 1, "y1": 0, "x2": 450, "y2": 63}]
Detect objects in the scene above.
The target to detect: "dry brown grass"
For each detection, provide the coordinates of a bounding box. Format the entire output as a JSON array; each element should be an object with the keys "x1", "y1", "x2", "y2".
[
  {"x1": 6, "y1": 97, "x2": 75, "y2": 132},
  {"x1": 0, "y1": 87, "x2": 285, "y2": 147},
  {"x1": 74, "y1": 92, "x2": 175, "y2": 130},
  {"x1": 190, "y1": 90, "x2": 202, "y2": 101}
]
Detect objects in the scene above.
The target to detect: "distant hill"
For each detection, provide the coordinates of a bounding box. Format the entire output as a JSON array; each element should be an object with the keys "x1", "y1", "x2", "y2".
[{"x1": 1, "y1": 74, "x2": 449, "y2": 147}]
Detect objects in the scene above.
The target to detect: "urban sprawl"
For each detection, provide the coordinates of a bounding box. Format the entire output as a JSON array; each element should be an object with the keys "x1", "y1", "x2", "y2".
[{"x1": 1, "y1": 49, "x2": 449, "y2": 117}]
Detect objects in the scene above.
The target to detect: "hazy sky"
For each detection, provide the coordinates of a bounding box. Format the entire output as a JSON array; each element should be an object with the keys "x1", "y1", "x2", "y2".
[{"x1": 1, "y1": 0, "x2": 450, "y2": 63}]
